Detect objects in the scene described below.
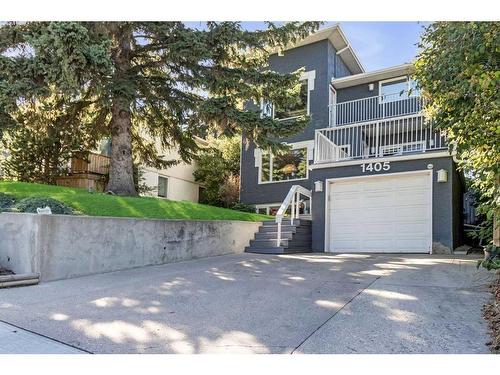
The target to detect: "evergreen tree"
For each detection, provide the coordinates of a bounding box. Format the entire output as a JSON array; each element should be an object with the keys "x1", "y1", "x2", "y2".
[
  {"x1": 1, "y1": 92, "x2": 102, "y2": 183},
  {"x1": 0, "y1": 22, "x2": 320, "y2": 195}
]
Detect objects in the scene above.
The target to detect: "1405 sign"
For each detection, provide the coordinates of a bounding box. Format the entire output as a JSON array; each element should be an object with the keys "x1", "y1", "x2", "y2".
[{"x1": 361, "y1": 161, "x2": 391, "y2": 173}]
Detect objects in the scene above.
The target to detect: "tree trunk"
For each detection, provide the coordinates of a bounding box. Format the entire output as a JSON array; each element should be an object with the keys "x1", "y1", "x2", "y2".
[
  {"x1": 107, "y1": 97, "x2": 136, "y2": 195},
  {"x1": 106, "y1": 25, "x2": 137, "y2": 196}
]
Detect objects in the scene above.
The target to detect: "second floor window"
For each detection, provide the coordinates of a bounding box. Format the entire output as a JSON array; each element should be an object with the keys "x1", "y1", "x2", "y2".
[
  {"x1": 261, "y1": 70, "x2": 315, "y2": 121},
  {"x1": 274, "y1": 80, "x2": 308, "y2": 120},
  {"x1": 379, "y1": 76, "x2": 420, "y2": 103}
]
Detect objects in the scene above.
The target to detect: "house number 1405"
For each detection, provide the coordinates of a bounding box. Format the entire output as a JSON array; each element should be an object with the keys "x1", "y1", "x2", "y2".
[{"x1": 361, "y1": 161, "x2": 390, "y2": 173}]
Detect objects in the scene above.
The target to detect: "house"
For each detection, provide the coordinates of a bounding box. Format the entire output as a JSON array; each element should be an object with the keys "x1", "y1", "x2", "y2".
[
  {"x1": 240, "y1": 25, "x2": 464, "y2": 254},
  {"x1": 56, "y1": 136, "x2": 207, "y2": 203},
  {"x1": 139, "y1": 136, "x2": 208, "y2": 202}
]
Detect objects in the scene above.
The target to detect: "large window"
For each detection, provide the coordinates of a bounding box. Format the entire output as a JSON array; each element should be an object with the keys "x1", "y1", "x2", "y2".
[
  {"x1": 259, "y1": 147, "x2": 308, "y2": 183},
  {"x1": 274, "y1": 80, "x2": 308, "y2": 120},
  {"x1": 379, "y1": 76, "x2": 419, "y2": 103},
  {"x1": 158, "y1": 176, "x2": 168, "y2": 198}
]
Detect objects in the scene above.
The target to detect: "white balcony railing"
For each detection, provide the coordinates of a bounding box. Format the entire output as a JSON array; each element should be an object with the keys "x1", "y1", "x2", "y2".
[
  {"x1": 314, "y1": 114, "x2": 447, "y2": 164},
  {"x1": 329, "y1": 92, "x2": 425, "y2": 127}
]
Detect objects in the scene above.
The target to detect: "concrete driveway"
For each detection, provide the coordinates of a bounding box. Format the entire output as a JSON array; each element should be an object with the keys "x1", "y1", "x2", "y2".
[{"x1": 0, "y1": 253, "x2": 494, "y2": 354}]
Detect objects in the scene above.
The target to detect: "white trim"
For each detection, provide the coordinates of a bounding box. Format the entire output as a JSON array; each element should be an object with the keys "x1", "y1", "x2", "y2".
[
  {"x1": 329, "y1": 85, "x2": 337, "y2": 127},
  {"x1": 309, "y1": 151, "x2": 451, "y2": 170},
  {"x1": 271, "y1": 24, "x2": 364, "y2": 74},
  {"x1": 323, "y1": 169, "x2": 433, "y2": 253},
  {"x1": 331, "y1": 63, "x2": 414, "y2": 89}
]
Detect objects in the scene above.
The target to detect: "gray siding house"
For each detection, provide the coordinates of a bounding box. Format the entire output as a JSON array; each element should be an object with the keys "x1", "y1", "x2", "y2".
[{"x1": 240, "y1": 25, "x2": 464, "y2": 254}]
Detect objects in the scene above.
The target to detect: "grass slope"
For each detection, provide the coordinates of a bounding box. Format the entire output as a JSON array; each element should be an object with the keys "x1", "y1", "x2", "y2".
[{"x1": 0, "y1": 181, "x2": 271, "y2": 222}]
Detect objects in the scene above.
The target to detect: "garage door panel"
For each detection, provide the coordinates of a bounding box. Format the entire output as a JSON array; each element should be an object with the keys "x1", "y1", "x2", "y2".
[
  {"x1": 394, "y1": 206, "x2": 429, "y2": 220},
  {"x1": 330, "y1": 224, "x2": 361, "y2": 237},
  {"x1": 363, "y1": 193, "x2": 394, "y2": 208},
  {"x1": 332, "y1": 195, "x2": 361, "y2": 209},
  {"x1": 363, "y1": 207, "x2": 396, "y2": 221},
  {"x1": 395, "y1": 190, "x2": 429, "y2": 205},
  {"x1": 332, "y1": 182, "x2": 363, "y2": 193},
  {"x1": 328, "y1": 172, "x2": 432, "y2": 253},
  {"x1": 395, "y1": 239, "x2": 430, "y2": 251},
  {"x1": 331, "y1": 240, "x2": 362, "y2": 252}
]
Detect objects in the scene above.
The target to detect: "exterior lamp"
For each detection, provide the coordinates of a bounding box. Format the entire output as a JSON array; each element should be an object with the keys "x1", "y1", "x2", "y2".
[
  {"x1": 368, "y1": 83, "x2": 375, "y2": 91},
  {"x1": 314, "y1": 180, "x2": 324, "y2": 192},
  {"x1": 437, "y1": 169, "x2": 448, "y2": 183}
]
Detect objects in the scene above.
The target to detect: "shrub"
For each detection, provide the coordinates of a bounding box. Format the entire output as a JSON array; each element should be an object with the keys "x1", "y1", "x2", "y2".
[
  {"x1": 477, "y1": 244, "x2": 500, "y2": 271},
  {"x1": 15, "y1": 197, "x2": 74, "y2": 215},
  {"x1": 230, "y1": 202, "x2": 255, "y2": 213},
  {"x1": 0, "y1": 192, "x2": 16, "y2": 211}
]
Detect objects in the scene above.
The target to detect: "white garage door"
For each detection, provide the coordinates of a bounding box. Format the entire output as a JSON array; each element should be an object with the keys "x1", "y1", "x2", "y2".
[{"x1": 328, "y1": 171, "x2": 432, "y2": 253}]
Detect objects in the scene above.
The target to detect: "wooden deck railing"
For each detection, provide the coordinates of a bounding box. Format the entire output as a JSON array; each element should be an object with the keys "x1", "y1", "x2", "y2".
[{"x1": 71, "y1": 152, "x2": 110, "y2": 175}]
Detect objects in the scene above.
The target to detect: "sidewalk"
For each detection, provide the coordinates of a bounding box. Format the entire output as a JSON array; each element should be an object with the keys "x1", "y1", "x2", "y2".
[{"x1": 0, "y1": 321, "x2": 85, "y2": 354}]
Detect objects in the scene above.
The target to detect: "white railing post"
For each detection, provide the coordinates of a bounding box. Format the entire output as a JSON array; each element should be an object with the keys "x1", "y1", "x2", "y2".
[
  {"x1": 276, "y1": 216, "x2": 282, "y2": 247},
  {"x1": 295, "y1": 192, "x2": 300, "y2": 219},
  {"x1": 275, "y1": 185, "x2": 312, "y2": 248}
]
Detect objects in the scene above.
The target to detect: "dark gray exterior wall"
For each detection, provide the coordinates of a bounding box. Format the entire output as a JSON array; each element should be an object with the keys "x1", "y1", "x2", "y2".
[
  {"x1": 241, "y1": 40, "x2": 339, "y2": 205},
  {"x1": 309, "y1": 155, "x2": 461, "y2": 253},
  {"x1": 267, "y1": 40, "x2": 332, "y2": 142},
  {"x1": 337, "y1": 80, "x2": 380, "y2": 103}
]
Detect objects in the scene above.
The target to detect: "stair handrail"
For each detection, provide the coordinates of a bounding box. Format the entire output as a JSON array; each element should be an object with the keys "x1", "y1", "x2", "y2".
[{"x1": 275, "y1": 185, "x2": 312, "y2": 247}]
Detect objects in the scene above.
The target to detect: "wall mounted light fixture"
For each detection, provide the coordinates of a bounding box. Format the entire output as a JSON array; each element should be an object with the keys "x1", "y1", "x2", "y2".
[
  {"x1": 314, "y1": 180, "x2": 324, "y2": 192},
  {"x1": 437, "y1": 169, "x2": 448, "y2": 183}
]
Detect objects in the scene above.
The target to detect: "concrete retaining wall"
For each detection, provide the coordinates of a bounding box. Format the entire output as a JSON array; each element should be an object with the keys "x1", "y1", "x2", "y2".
[{"x1": 0, "y1": 213, "x2": 261, "y2": 282}]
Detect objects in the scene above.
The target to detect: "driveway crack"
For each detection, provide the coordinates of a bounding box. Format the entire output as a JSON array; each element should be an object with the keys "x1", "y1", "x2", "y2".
[{"x1": 291, "y1": 276, "x2": 381, "y2": 354}]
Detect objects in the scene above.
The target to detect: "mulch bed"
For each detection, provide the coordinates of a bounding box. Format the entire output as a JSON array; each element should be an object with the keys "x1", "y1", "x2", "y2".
[
  {"x1": 484, "y1": 274, "x2": 500, "y2": 353},
  {"x1": 0, "y1": 267, "x2": 14, "y2": 276}
]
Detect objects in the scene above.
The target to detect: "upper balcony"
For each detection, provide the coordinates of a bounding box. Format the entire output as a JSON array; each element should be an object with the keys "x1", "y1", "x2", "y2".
[
  {"x1": 315, "y1": 92, "x2": 448, "y2": 165},
  {"x1": 329, "y1": 91, "x2": 424, "y2": 127}
]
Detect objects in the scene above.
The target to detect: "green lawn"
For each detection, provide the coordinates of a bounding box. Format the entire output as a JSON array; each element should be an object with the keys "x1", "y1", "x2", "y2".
[{"x1": 0, "y1": 181, "x2": 271, "y2": 222}]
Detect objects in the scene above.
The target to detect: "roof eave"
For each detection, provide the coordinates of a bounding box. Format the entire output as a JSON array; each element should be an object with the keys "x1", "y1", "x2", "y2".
[{"x1": 331, "y1": 63, "x2": 415, "y2": 89}]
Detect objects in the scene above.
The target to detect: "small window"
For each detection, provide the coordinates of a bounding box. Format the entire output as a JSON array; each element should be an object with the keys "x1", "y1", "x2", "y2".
[
  {"x1": 158, "y1": 176, "x2": 168, "y2": 198},
  {"x1": 274, "y1": 80, "x2": 308, "y2": 120}
]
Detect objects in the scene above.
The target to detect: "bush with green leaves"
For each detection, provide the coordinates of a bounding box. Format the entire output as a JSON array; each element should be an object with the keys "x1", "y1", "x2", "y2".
[
  {"x1": 0, "y1": 192, "x2": 16, "y2": 211},
  {"x1": 230, "y1": 202, "x2": 255, "y2": 213},
  {"x1": 477, "y1": 244, "x2": 500, "y2": 271},
  {"x1": 15, "y1": 197, "x2": 74, "y2": 215}
]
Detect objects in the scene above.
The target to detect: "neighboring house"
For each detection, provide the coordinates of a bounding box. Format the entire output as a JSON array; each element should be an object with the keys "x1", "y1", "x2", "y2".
[
  {"x1": 56, "y1": 137, "x2": 206, "y2": 203},
  {"x1": 240, "y1": 25, "x2": 464, "y2": 254},
  {"x1": 140, "y1": 136, "x2": 207, "y2": 202}
]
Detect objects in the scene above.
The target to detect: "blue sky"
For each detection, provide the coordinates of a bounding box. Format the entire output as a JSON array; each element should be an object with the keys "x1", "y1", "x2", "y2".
[{"x1": 185, "y1": 21, "x2": 430, "y2": 72}]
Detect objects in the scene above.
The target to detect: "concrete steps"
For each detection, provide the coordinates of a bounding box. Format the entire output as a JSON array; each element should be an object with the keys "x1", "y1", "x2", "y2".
[{"x1": 245, "y1": 219, "x2": 312, "y2": 254}]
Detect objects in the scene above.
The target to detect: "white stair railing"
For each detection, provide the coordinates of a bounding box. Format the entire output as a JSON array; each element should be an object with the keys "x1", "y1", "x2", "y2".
[{"x1": 275, "y1": 185, "x2": 312, "y2": 247}]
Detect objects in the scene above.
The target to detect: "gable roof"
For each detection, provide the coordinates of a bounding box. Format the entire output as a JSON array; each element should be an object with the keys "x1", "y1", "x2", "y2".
[{"x1": 274, "y1": 24, "x2": 365, "y2": 75}]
